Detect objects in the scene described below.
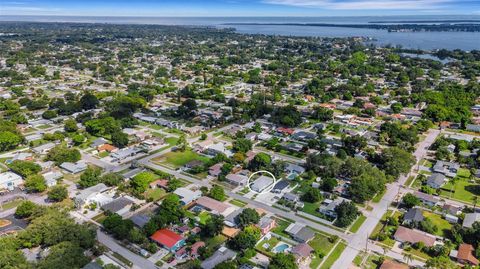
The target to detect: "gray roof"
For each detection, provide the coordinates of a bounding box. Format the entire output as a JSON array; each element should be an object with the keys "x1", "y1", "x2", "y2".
[
  {"x1": 404, "y1": 208, "x2": 424, "y2": 223},
  {"x1": 283, "y1": 192, "x2": 299, "y2": 201},
  {"x1": 294, "y1": 226, "x2": 315, "y2": 242},
  {"x1": 91, "y1": 137, "x2": 108, "y2": 148},
  {"x1": 75, "y1": 183, "x2": 108, "y2": 202},
  {"x1": 82, "y1": 262, "x2": 103, "y2": 269},
  {"x1": 426, "y1": 173, "x2": 446, "y2": 188},
  {"x1": 463, "y1": 213, "x2": 480, "y2": 228},
  {"x1": 101, "y1": 197, "x2": 134, "y2": 213},
  {"x1": 250, "y1": 175, "x2": 273, "y2": 192},
  {"x1": 130, "y1": 214, "x2": 151, "y2": 228},
  {"x1": 224, "y1": 209, "x2": 243, "y2": 226},
  {"x1": 201, "y1": 247, "x2": 236, "y2": 269}
]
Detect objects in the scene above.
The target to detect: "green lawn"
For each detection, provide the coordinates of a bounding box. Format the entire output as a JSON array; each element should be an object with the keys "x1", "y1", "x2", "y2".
[
  {"x1": 0, "y1": 198, "x2": 25, "y2": 211},
  {"x1": 271, "y1": 218, "x2": 293, "y2": 238},
  {"x1": 98, "y1": 151, "x2": 109, "y2": 158},
  {"x1": 349, "y1": 215, "x2": 367, "y2": 233},
  {"x1": 205, "y1": 235, "x2": 227, "y2": 249},
  {"x1": 229, "y1": 199, "x2": 247, "y2": 207},
  {"x1": 165, "y1": 137, "x2": 179, "y2": 146},
  {"x1": 370, "y1": 210, "x2": 401, "y2": 247},
  {"x1": 372, "y1": 189, "x2": 386, "y2": 203},
  {"x1": 440, "y1": 178, "x2": 479, "y2": 205},
  {"x1": 154, "y1": 150, "x2": 209, "y2": 168},
  {"x1": 405, "y1": 176, "x2": 415, "y2": 187},
  {"x1": 145, "y1": 188, "x2": 167, "y2": 201},
  {"x1": 301, "y1": 202, "x2": 321, "y2": 217},
  {"x1": 198, "y1": 211, "x2": 211, "y2": 225},
  {"x1": 309, "y1": 233, "x2": 337, "y2": 269},
  {"x1": 92, "y1": 213, "x2": 107, "y2": 223},
  {"x1": 353, "y1": 251, "x2": 383, "y2": 269},
  {"x1": 423, "y1": 211, "x2": 452, "y2": 237},
  {"x1": 319, "y1": 242, "x2": 347, "y2": 269},
  {"x1": 256, "y1": 236, "x2": 281, "y2": 256}
]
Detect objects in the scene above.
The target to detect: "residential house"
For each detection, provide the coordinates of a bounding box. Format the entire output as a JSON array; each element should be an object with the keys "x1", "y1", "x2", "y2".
[
  {"x1": 60, "y1": 161, "x2": 88, "y2": 174},
  {"x1": 206, "y1": 142, "x2": 233, "y2": 157},
  {"x1": 271, "y1": 180, "x2": 289, "y2": 194},
  {"x1": 32, "y1": 142, "x2": 56, "y2": 155},
  {"x1": 379, "y1": 260, "x2": 409, "y2": 269},
  {"x1": 442, "y1": 204, "x2": 462, "y2": 215},
  {"x1": 91, "y1": 137, "x2": 108, "y2": 148},
  {"x1": 101, "y1": 197, "x2": 135, "y2": 216},
  {"x1": 414, "y1": 191, "x2": 441, "y2": 207},
  {"x1": 450, "y1": 243, "x2": 479, "y2": 266},
  {"x1": 402, "y1": 208, "x2": 424, "y2": 225},
  {"x1": 393, "y1": 226, "x2": 436, "y2": 247},
  {"x1": 318, "y1": 198, "x2": 343, "y2": 219},
  {"x1": 150, "y1": 229, "x2": 185, "y2": 252},
  {"x1": 130, "y1": 214, "x2": 150, "y2": 228},
  {"x1": 282, "y1": 192, "x2": 300, "y2": 203},
  {"x1": 463, "y1": 213, "x2": 480, "y2": 228},
  {"x1": 195, "y1": 196, "x2": 234, "y2": 216},
  {"x1": 224, "y1": 209, "x2": 243, "y2": 227},
  {"x1": 466, "y1": 124, "x2": 480, "y2": 133},
  {"x1": 285, "y1": 223, "x2": 315, "y2": 243},
  {"x1": 0, "y1": 172, "x2": 23, "y2": 191},
  {"x1": 250, "y1": 175, "x2": 274, "y2": 193},
  {"x1": 173, "y1": 187, "x2": 202, "y2": 205},
  {"x1": 426, "y1": 173, "x2": 446, "y2": 189},
  {"x1": 111, "y1": 147, "x2": 142, "y2": 161},
  {"x1": 97, "y1": 144, "x2": 118, "y2": 153},
  {"x1": 225, "y1": 173, "x2": 248, "y2": 186},
  {"x1": 209, "y1": 163, "x2": 223, "y2": 177},
  {"x1": 256, "y1": 216, "x2": 276, "y2": 235},
  {"x1": 291, "y1": 243, "x2": 314, "y2": 264},
  {"x1": 433, "y1": 160, "x2": 459, "y2": 178},
  {"x1": 74, "y1": 183, "x2": 111, "y2": 208},
  {"x1": 149, "y1": 179, "x2": 168, "y2": 190},
  {"x1": 285, "y1": 163, "x2": 306, "y2": 175},
  {"x1": 184, "y1": 160, "x2": 204, "y2": 170},
  {"x1": 201, "y1": 247, "x2": 236, "y2": 269}
]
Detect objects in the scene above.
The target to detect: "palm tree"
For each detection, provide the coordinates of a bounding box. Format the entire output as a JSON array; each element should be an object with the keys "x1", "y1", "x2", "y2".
[
  {"x1": 403, "y1": 253, "x2": 413, "y2": 266},
  {"x1": 473, "y1": 196, "x2": 478, "y2": 211},
  {"x1": 449, "y1": 177, "x2": 458, "y2": 198}
]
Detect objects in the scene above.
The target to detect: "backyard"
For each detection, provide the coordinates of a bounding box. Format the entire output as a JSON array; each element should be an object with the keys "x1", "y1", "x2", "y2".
[{"x1": 422, "y1": 211, "x2": 452, "y2": 238}]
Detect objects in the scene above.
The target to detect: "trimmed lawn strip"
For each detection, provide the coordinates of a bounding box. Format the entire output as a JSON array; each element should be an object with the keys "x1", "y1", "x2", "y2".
[
  {"x1": 319, "y1": 242, "x2": 347, "y2": 269},
  {"x1": 229, "y1": 199, "x2": 247, "y2": 207},
  {"x1": 349, "y1": 215, "x2": 367, "y2": 233}
]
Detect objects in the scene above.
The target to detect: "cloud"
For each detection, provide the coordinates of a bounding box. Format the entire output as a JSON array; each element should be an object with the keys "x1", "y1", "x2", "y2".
[{"x1": 262, "y1": 0, "x2": 453, "y2": 10}]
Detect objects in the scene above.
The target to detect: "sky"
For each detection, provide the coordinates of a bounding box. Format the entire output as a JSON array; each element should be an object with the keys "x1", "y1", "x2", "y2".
[{"x1": 1, "y1": 0, "x2": 479, "y2": 17}]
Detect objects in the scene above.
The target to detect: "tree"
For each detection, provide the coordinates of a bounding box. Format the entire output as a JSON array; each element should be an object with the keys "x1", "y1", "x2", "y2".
[
  {"x1": 202, "y1": 214, "x2": 224, "y2": 237},
  {"x1": 334, "y1": 201, "x2": 359, "y2": 227},
  {"x1": 176, "y1": 134, "x2": 187, "y2": 152},
  {"x1": 403, "y1": 253, "x2": 413, "y2": 266},
  {"x1": 101, "y1": 173, "x2": 123, "y2": 186},
  {"x1": 402, "y1": 193, "x2": 420, "y2": 208},
  {"x1": 102, "y1": 214, "x2": 134, "y2": 240},
  {"x1": 311, "y1": 106, "x2": 333, "y2": 121},
  {"x1": 111, "y1": 132, "x2": 129, "y2": 148},
  {"x1": 391, "y1": 102, "x2": 403, "y2": 113},
  {"x1": 228, "y1": 226, "x2": 261, "y2": 251},
  {"x1": 237, "y1": 208, "x2": 260, "y2": 227},
  {"x1": 46, "y1": 145, "x2": 81, "y2": 165},
  {"x1": 248, "y1": 152, "x2": 271, "y2": 171},
  {"x1": 342, "y1": 135, "x2": 367, "y2": 155},
  {"x1": 48, "y1": 185, "x2": 68, "y2": 202},
  {"x1": 200, "y1": 133, "x2": 208, "y2": 140},
  {"x1": 425, "y1": 255, "x2": 458, "y2": 269},
  {"x1": 79, "y1": 92, "x2": 99, "y2": 110},
  {"x1": 209, "y1": 185, "x2": 226, "y2": 201},
  {"x1": 177, "y1": 99, "x2": 197, "y2": 119},
  {"x1": 321, "y1": 177, "x2": 338, "y2": 192},
  {"x1": 64, "y1": 119, "x2": 78, "y2": 132},
  {"x1": 301, "y1": 187, "x2": 322, "y2": 203},
  {"x1": 15, "y1": 200, "x2": 38, "y2": 218},
  {"x1": 0, "y1": 131, "x2": 23, "y2": 152},
  {"x1": 269, "y1": 253, "x2": 298, "y2": 269},
  {"x1": 233, "y1": 138, "x2": 252, "y2": 153},
  {"x1": 130, "y1": 171, "x2": 157, "y2": 194},
  {"x1": 167, "y1": 178, "x2": 182, "y2": 192},
  {"x1": 25, "y1": 174, "x2": 47, "y2": 193},
  {"x1": 8, "y1": 160, "x2": 41, "y2": 178},
  {"x1": 79, "y1": 167, "x2": 102, "y2": 188},
  {"x1": 379, "y1": 147, "x2": 415, "y2": 179},
  {"x1": 37, "y1": 241, "x2": 90, "y2": 269},
  {"x1": 270, "y1": 105, "x2": 302, "y2": 127}
]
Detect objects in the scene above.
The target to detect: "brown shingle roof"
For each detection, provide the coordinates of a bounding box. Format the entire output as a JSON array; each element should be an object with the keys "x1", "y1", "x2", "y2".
[
  {"x1": 457, "y1": 244, "x2": 479, "y2": 266},
  {"x1": 379, "y1": 260, "x2": 409, "y2": 269},
  {"x1": 393, "y1": 226, "x2": 436, "y2": 247},
  {"x1": 196, "y1": 196, "x2": 229, "y2": 214}
]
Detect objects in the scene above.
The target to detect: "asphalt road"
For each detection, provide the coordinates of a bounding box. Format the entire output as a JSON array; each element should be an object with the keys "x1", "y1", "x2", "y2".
[{"x1": 331, "y1": 128, "x2": 440, "y2": 269}]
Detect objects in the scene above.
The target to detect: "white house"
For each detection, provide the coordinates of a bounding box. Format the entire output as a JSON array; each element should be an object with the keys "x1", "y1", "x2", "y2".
[
  {"x1": 0, "y1": 172, "x2": 23, "y2": 191},
  {"x1": 60, "y1": 161, "x2": 88, "y2": 174}
]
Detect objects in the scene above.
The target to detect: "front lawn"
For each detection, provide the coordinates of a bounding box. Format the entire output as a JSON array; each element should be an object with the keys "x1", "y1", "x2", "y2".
[
  {"x1": 309, "y1": 233, "x2": 337, "y2": 268},
  {"x1": 271, "y1": 218, "x2": 293, "y2": 238},
  {"x1": 370, "y1": 210, "x2": 401, "y2": 247},
  {"x1": 205, "y1": 234, "x2": 227, "y2": 249},
  {"x1": 349, "y1": 215, "x2": 367, "y2": 233},
  {"x1": 319, "y1": 242, "x2": 347, "y2": 269},
  {"x1": 229, "y1": 199, "x2": 247, "y2": 207}
]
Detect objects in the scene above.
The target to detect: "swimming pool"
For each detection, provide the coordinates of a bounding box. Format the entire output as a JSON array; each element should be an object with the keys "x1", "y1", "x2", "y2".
[{"x1": 273, "y1": 243, "x2": 290, "y2": 253}]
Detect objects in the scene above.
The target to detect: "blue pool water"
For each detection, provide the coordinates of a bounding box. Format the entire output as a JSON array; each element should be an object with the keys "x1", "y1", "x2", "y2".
[{"x1": 274, "y1": 243, "x2": 290, "y2": 253}]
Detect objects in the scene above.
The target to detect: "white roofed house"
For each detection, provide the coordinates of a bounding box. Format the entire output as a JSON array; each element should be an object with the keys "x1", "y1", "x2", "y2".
[
  {"x1": 173, "y1": 187, "x2": 202, "y2": 205},
  {"x1": 250, "y1": 175, "x2": 274, "y2": 193},
  {"x1": 42, "y1": 171, "x2": 63, "y2": 187},
  {"x1": 0, "y1": 172, "x2": 23, "y2": 191},
  {"x1": 74, "y1": 183, "x2": 111, "y2": 208},
  {"x1": 60, "y1": 161, "x2": 88, "y2": 174}
]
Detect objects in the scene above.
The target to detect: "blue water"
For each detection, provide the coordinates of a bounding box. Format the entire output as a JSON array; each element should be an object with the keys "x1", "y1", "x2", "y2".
[
  {"x1": 274, "y1": 243, "x2": 290, "y2": 253},
  {"x1": 1, "y1": 15, "x2": 479, "y2": 50}
]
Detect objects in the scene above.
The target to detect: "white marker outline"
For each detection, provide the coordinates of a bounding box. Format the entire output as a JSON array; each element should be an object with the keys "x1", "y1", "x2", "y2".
[{"x1": 247, "y1": 170, "x2": 277, "y2": 195}]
